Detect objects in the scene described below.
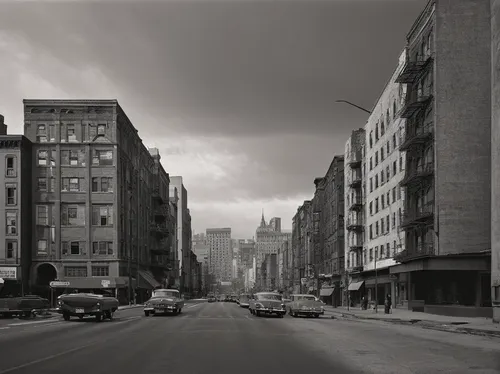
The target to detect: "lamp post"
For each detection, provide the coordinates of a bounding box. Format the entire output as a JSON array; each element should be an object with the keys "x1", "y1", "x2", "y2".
[
  {"x1": 335, "y1": 100, "x2": 372, "y2": 114},
  {"x1": 374, "y1": 257, "x2": 378, "y2": 313}
]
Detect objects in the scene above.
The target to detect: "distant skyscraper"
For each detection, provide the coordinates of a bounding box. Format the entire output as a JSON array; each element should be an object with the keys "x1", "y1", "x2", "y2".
[{"x1": 206, "y1": 228, "x2": 232, "y2": 282}]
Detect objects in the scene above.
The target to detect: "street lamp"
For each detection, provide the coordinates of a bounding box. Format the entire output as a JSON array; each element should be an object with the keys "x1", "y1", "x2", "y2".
[{"x1": 335, "y1": 100, "x2": 372, "y2": 114}]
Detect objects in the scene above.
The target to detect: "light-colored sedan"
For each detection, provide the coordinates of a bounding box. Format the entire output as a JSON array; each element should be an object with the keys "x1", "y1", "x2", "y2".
[
  {"x1": 144, "y1": 289, "x2": 184, "y2": 316},
  {"x1": 287, "y1": 294, "x2": 325, "y2": 318},
  {"x1": 238, "y1": 294, "x2": 251, "y2": 308},
  {"x1": 249, "y1": 292, "x2": 286, "y2": 317}
]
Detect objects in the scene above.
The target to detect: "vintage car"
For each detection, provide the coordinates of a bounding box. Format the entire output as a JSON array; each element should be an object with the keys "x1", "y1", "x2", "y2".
[
  {"x1": 0, "y1": 295, "x2": 50, "y2": 318},
  {"x1": 238, "y1": 293, "x2": 251, "y2": 308},
  {"x1": 56, "y1": 292, "x2": 119, "y2": 322},
  {"x1": 143, "y1": 289, "x2": 184, "y2": 316},
  {"x1": 287, "y1": 294, "x2": 324, "y2": 318},
  {"x1": 249, "y1": 292, "x2": 286, "y2": 317}
]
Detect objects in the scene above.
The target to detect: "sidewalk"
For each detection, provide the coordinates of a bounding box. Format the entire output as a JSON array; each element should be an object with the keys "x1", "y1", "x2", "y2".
[{"x1": 324, "y1": 305, "x2": 500, "y2": 338}]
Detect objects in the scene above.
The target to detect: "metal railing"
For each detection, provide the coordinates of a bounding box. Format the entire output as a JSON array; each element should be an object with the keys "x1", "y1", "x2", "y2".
[
  {"x1": 401, "y1": 162, "x2": 434, "y2": 186},
  {"x1": 348, "y1": 151, "x2": 363, "y2": 168},
  {"x1": 400, "y1": 122, "x2": 434, "y2": 151},
  {"x1": 394, "y1": 243, "x2": 435, "y2": 262},
  {"x1": 400, "y1": 202, "x2": 434, "y2": 227}
]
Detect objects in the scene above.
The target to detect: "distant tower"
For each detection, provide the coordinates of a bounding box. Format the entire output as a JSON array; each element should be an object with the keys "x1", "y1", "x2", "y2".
[{"x1": 260, "y1": 209, "x2": 266, "y2": 228}]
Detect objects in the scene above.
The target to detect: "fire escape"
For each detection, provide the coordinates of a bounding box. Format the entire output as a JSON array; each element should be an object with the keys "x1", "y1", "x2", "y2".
[
  {"x1": 150, "y1": 184, "x2": 171, "y2": 271},
  {"x1": 394, "y1": 49, "x2": 435, "y2": 264},
  {"x1": 346, "y1": 151, "x2": 363, "y2": 273}
]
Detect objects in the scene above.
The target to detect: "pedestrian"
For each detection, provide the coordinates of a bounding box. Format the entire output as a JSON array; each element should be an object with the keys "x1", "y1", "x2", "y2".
[
  {"x1": 385, "y1": 294, "x2": 392, "y2": 314},
  {"x1": 361, "y1": 296, "x2": 366, "y2": 310}
]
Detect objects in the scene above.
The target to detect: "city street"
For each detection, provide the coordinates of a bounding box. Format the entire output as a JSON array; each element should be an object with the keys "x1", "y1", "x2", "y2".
[{"x1": 0, "y1": 301, "x2": 499, "y2": 374}]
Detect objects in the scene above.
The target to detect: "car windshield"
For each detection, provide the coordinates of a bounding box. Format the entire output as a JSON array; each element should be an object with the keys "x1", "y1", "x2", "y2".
[
  {"x1": 152, "y1": 290, "x2": 179, "y2": 298},
  {"x1": 256, "y1": 293, "x2": 282, "y2": 301}
]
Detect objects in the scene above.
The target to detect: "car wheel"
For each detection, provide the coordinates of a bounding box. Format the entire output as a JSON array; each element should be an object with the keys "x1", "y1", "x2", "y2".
[
  {"x1": 178, "y1": 308, "x2": 182, "y2": 314},
  {"x1": 95, "y1": 314, "x2": 102, "y2": 322},
  {"x1": 314, "y1": 314, "x2": 319, "y2": 318},
  {"x1": 63, "y1": 313, "x2": 70, "y2": 321},
  {"x1": 256, "y1": 311, "x2": 261, "y2": 317},
  {"x1": 106, "y1": 311, "x2": 114, "y2": 320},
  {"x1": 144, "y1": 311, "x2": 150, "y2": 317},
  {"x1": 278, "y1": 313, "x2": 284, "y2": 318}
]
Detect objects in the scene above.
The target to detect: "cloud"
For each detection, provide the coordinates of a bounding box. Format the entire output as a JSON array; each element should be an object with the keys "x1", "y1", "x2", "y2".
[{"x1": 0, "y1": 0, "x2": 426, "y2": 237}]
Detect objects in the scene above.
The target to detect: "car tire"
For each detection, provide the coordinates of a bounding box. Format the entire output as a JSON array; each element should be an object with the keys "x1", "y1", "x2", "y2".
[
  {"x1": 178, "y1": 308, "x2": 182, "y2": 314},
  {"x1": 314, "y1": 314, "x2": 319, "y2": 318},
  {"x1": 144, "y1": 311, "x2": 150, "y2": 317},
  {"x1": 95, "y1": 314, "x2": 102, "y2": 322},
  {"x1": 256, "y1": 311, "x2": 261, "y2": 317},
  {"x1": 63, "y1": 313, "x2": 70, "y2": 321},
  {"x1": 278, "y1": 313, "x2": 284, "y2": 318},
  {"x1": 106, "y1": 311, "x2": 114, "y2": 320}
]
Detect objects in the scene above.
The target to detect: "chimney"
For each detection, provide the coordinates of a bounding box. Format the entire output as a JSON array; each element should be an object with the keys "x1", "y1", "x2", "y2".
[{"x1": 0, "y1": 115, "x2": 7, "y2": 135}]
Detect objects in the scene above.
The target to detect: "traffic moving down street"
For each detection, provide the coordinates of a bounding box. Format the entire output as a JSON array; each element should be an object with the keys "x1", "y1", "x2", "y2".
[{"x1": 0, "y1": 300, "x2": 499, "y2": 374}]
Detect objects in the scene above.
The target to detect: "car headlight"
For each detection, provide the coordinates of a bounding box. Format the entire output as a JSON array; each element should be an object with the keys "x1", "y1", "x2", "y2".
[{"x1": 255, "y1": 303, "x2": 264, "y2": 308}]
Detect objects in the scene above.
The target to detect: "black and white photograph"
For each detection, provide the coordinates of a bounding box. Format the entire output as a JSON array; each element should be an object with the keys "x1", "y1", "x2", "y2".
[{"x1": 0, "y1": 0, "x2": 499, "y2": 373}]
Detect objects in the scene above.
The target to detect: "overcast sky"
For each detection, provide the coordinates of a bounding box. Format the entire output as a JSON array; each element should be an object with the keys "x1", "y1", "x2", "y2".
[{"x1": 0, "y1": 0, "x2": 425, "y2": 239}]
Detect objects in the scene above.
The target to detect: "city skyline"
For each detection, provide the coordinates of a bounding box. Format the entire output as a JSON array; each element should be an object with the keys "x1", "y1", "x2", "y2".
[{"x1": 0, "y1": 0, "x2": 426, "y2": 238}]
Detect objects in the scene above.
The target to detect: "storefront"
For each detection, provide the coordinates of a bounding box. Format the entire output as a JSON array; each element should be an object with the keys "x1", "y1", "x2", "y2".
[
  {"x1": 0, "y1": 266, "x2": 22, "y2": 297},
  {"x1": 49, "y1": 277, "x2": 135, "y2": 306}
]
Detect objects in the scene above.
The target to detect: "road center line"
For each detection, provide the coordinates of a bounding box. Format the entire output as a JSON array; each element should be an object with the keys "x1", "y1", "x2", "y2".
[{"x1": 0, "y1": 341, "x2": 99, "y2": 374}]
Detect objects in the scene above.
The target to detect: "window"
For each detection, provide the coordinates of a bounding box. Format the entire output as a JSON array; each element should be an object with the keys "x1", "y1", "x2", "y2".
[
  {"x1": 66, "y1": 125, "x2": 77, "y2": 142},
  {"x1": 392, "y1": 213, "x2": 396, "y2": 228},
  {"x1": 386, "y1": 215, "x2": 390, "y2": 231},
  {"x1": 375, "y1": 198, "x2": 379, "y2": 213},
  {"x1": 393, "y1": 240, "x2": 397, "y2": 256},
  {"x1": 62, "y1": 241, "x2": 86, "y2": 256},
  {"x1": 399, "y1": 156, "x2": 404, "y2": 172},
  {"x1": 37, "y1": 205, "x2": 48, "y2": 225},
  {"x1": 61, "y1": 177, "x2": 82, "y2": 192},
  {"x1": 97, "y1": 124, "x2": 106, "y2": 135},
  {"x1": 369, "y1": 133, "x2": 373, "y2": 148},
  {"x1": 38, "y1": 150, "x2": 48, "y2": 166},
  {"x1": 6, "y1": 185, "x2": 16, "y2": 205},
  {"x1": 369, "y1": 225, "x2": 373, "y2": 240},
  {"x1": 369, "y1": 157, "x2": 373, "y2": 171},
  {"x1": 386, "y1": 192, "x2": 390, "y2": 206},
  {"x1": 393, "y1": 161, "x2": 397, "y2": 175},
  {"x1": 37, "y1": 178, "x2": 48, "y2": 192},
  {"x1": 381, "y1": 170, "x2": 385, "y2": 184},
  {"x1": 386, "y1": 141, "x2": 390, "y2": 154},
  {"x1": 392, "y1": 187, "x2": 396, "y2": 203},
  {"x1": 61, "y1": 150, "x2": 85, "y2": 166},
  {"x1": 375, "y1": 152, "x2": 378, "y2": 166},
  {"x1": 381, "y1": 195, "x2": 385, "y2": 209},
  {"x1": 392, "y1": 134, "x2": 397, "y2": 149},
  {"x1": 375, "y1": 175, "x2": 379, "y2": 189},
  {"x1": 381, "y1": 121, "x2": 385, "y2": 136},
  {"x1": 49, "y1": 125, "x2": 56, "y2": 142},
  {"x1": 37, "y1": 124, "x2": 47, "y2": 142},
  {"x1": 381, "y1": 220, "x2": 384, "y2": 234},
  {"x1": 92, "y1": 150, "x2": 113, "y2": 166},
  {"x1": 92, "y1": 266, "x2": 109, "y2": 277},
  {"x1": 92, "y1": 177, "x2": 113, "y2": 192},
  {"x1": 64, "y1": 266, "x2": 87, "y2": 277},
  {"x1": 6, "y1": 156, "x2": 16, "y2": 177},
  {"x1": 393, "y1": 101, "x2": 397, "y2": 119},
  {"x1": 380, "y1": 148, "x2": 384, "y2": 161},
  {"x1": 369, "y1": 201, "x2": 373, "y2": 215},
  {"x1": 37, "y1": 239, "x2": 47, "y2": 255},
  {"x1": 6, "y1": 211, "x2": 17, "y2": 235},
  {"x1": 6, "y1": 240, "x2": 16, "y2": 259},
  {"x1": 61, "y1": 204, "x2": 85, "y2": 226},
  {"x1": 92, "y1": 205, "x2": 114, "y2": 226},
  {"x1": 92, "y1": 241, "x2": 114, "y2": 255}
]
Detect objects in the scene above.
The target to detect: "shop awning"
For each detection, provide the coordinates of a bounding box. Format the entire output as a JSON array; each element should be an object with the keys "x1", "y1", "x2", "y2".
[
  {"x1": 348, "y1": 281, "x2": 364, "y2": 291},
  {"x1": 53, "y1": 277, "x2": 132, "y2": 289},
  {"x1": 138, "y1": 270, "x2": 161, "y2": 289},
  {"x1": 320, "y1": 287, "x2": 334, "y2": 297}
]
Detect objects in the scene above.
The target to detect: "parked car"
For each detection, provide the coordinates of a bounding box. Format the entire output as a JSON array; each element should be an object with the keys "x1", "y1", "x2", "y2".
[
  {"x1": 207, "y1": 293, "x2": 216, "y2": 303},
  {"x1": 238, "y1": 294, "x2": 251, "y2": 308},
  {"x1": 56, "y1": 292, "x2": 118, "y2": 322},
  {"x1": 0, "y1": 295, "x2": 50, "y2": 318},
  {"x1": 144, "y1": 289, "x2": 184, "y2": 316},
  {"x1": 287, "y1": 294, "x2": 324, "y2": 318},
  {"x1": 249, "y1": 292, "x2": 286, "y2": 317}
]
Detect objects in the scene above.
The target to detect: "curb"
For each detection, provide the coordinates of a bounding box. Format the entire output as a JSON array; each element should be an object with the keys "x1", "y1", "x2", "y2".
[{"x1": 326, "y1": 309, "x2": 500, "y2": 338}]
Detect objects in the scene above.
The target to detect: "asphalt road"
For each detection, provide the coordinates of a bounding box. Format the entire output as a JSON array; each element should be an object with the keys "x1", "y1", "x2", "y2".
[{"x1": 0, "y1": 301, "x2": 499, "y2": 374}]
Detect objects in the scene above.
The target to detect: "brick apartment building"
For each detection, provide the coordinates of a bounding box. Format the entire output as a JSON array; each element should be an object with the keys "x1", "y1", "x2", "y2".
[
  {"x1": 392, "y1": 0, "x2": 492, "y2": 315},
  {"x1": 0, "y1": 100, "x2": 180, "y2": 304}
]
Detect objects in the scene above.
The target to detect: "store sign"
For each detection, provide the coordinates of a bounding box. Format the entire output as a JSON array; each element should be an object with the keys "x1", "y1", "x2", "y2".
[
  {"x1": 0, "y1": 267, "x2": 17, "y2": 279},
  {"x1": 101, "y1": 280, "x2": 111, "y2": 288}
]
